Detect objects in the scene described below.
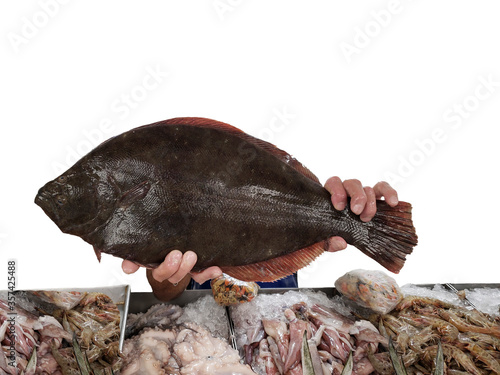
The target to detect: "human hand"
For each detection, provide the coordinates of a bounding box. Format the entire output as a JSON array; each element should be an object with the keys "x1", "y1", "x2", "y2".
[
  {"x1": 122, "y1": 250, "x2": 222, "y2": 284},
  {"x1": 122, "y1": 250, "x2": 222, "y2": 300},
  {"x1": 324, "y1": 177, "x2": 399, "y2": 252}
]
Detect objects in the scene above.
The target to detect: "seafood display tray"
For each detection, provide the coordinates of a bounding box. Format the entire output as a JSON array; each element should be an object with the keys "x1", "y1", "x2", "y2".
[
  {"x1": 0, "y1": 284, "x2": 131, "y2": 351},
  {"x1": 128, "y1": 283, "x2": 500, "y2": 313},
  {"x1": 128, "y1": 288, "x2": 333, "y2": 313},
  {"x1": 128, "y1": 283, "x2": 500, "y2": 362}
]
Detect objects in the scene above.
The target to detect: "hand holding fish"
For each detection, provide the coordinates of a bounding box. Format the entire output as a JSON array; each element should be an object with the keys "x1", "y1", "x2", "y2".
[
  {"x1": 122, "y1": 177, "x2": 400, "y2": 300},
  {"x1": 324, "y1": 178, "x2": 399, "y2": 251},
  {"x1": 123, "y1": 250, "x2": 223, "y2": 301},
  {"x1": 35, "y1": 117, "x2": 416, "y2": 301}
]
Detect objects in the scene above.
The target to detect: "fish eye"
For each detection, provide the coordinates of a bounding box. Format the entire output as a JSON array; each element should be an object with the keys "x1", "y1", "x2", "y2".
[
  {"x1": 56, "y1": 195, "x2": 67, "y2": 206},
  {"x1": 58, "y1": 176, "x2": 66, "y2": 183}
]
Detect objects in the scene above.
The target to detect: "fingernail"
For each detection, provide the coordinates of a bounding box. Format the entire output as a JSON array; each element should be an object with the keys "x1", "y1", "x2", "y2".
[
  {"x1": 334, "y1": 202, "x2": 345, "y2": 211},
  {"x1": 122, "y1": 263, "x2": 134, "y2": 274},
  {"x1": 388, "y1": 197, "x2": 398, "y2": 206},
  {"x1": 353, "y1": 204, "x2": 363, "y2": 214},
  {"x1": 185, "y1": 251, "x2": 196, "y2": 263},
  {"x1": 168, "y1": 252, "x2": 181, "y2": 266}
]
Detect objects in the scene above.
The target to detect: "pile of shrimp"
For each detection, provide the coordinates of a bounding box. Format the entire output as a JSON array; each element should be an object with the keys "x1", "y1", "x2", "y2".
[
  {"x1": 0, "y1": 292, "x2": 122, "y2": 375},
  {"x1": 51, "y1": 292, "x2": 122, "y2": 374},
  {"x1": 371, "y1": 295, "x2": 500, "y2": 375}
]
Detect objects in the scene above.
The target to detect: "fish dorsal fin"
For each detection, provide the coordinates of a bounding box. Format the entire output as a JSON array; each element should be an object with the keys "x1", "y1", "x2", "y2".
[
  {"x1": 158, "y1": 117, "x2": 321, "y2": 185},
  {"x1": 219, "y1": 241, "x2": 327, "y2": 282}
]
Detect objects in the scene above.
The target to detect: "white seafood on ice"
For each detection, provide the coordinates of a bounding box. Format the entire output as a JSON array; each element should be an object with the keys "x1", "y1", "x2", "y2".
[
  {"x1": 175, "y1": 322, "x2": 256, "y2": 375},
  {"x1": 125, "y1": 303, "x2": 183, "y2": 338},
  {"x1": 231, "y1": 290, "x2": 388, "y2": 375},
  {"x1": 120, "y1": 322, "x2": 256, "y2": 375}
]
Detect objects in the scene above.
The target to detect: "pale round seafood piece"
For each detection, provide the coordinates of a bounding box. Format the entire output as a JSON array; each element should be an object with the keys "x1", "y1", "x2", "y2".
[{"x1": 121, "y1": 323, "x2": 257, "y2": 375}]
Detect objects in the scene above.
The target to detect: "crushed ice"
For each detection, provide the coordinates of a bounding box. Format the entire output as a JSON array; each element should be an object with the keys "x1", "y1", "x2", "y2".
[
  {"x1": 463, "y1": 287, "x2": 500, "y2": 316},
  {"x1": 402, "y1": 284, "x2": 500, "y2": 316},
  {"x1": 177, "y1": 294, "x2": 229, "y2": 339}
]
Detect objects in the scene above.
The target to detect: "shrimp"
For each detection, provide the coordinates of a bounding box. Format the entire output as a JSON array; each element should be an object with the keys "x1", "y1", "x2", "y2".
[
  {"x1": 408, "y1": 326, "x2": 439, "y2": 354},
  {"x1": 382, "y1": 314, "x2": 419, "y2": 352},
  {"x1": 465, "y1": 342, "x2": 500, "y2": 374},
  {"x1": 397, "y1": 296, "x2": 455, "y2": 311},
  {"x1": 398, "y1": 313, "x2": 459, "y2": 342},
  {"x1": 452, "y1": 307, "x2": 498, "y2": 328},
  {"x1": 446, "y1": 370, "x2": 471, "y2": 375},
  {"x1": 367, "y1": 351, "x2": 393, "y2": 375},
  {"x1": 51, "y1": 343, "x2": 80, "y2": 375},
  {"x1": 402, "y1": 349, "x2": 420, "y2": 368},
  {"x1": 459, "y1": 332, "x2": 500, "y2": 350},
  {"x1": 422, "y1": 344, "x2": 482, "y2": 375},
  {"x1": 438, "y1": 309, "x2": 500, "y2": 338}
]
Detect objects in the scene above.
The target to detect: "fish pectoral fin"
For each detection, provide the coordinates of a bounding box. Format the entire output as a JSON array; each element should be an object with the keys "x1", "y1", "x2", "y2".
[
  {"x1": 118, "y1": 181, "x2": 151, "y2": 207},
  {"x1": 220, "y1": 241, "x2": 326, "y2": 282},
  {"x1": 93, "y1": 246, "x2": 102, "y2": 262}
]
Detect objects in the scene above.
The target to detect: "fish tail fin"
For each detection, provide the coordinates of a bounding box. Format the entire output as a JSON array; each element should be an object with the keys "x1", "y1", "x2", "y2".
[{"x1": 347, "y1": 201, "x2": 418, "y2": 273}]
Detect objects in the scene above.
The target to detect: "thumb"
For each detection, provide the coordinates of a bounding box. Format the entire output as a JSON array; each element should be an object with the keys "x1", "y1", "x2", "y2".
[
  {"x1": 190, "y1": 266, "x2": 223, "y2": 285},
  {"x1": 326, "y1": 236, "x2": 348, "y2": 252},
  {"x1": 122, "y1": 260, "x2": 140, "y2": 274}
]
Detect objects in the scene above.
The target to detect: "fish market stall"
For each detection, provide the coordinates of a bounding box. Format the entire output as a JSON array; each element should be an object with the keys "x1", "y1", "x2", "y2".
[
  {"x1": 122, "y1": 283, "x2": 500, "y2": 375},
  {"x1": 0, "y1": 286, "x2": 129, "y2": 375},
  {"x1": 2, "y1": 283, "x2": 500, "y2": 374}
]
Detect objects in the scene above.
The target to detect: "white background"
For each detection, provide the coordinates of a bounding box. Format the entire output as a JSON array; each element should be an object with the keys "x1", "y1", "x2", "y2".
[{"x1": 1, "y1": 1, "x2": 499, "y2": 292}]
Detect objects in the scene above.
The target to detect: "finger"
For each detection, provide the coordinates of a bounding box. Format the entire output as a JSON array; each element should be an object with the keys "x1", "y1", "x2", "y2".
[
  {"x1": 324, "y1": 176, "x2": 347, "y2": 211},
  {"x1": 360, "y1": 186, "x2": 377, "y2": 222},
  {"x1": 326, "y1": 236, "x2": 347, "y2": 252},
  {"x1": 191, "y1": 266, "x2": 223, "y2": 285},
  {"x1": 343, "y1": 179, "x2": 367, "y2": 215},
  {"x1": 151, "y1": 250, "x2": 183, "y2": 283},
  {"x1": 122, "y1": 260, "x2": 140, "y2": 274},
  {"x1": 373, "y1": 181, "x2": 398, "y2": 206},
  {"x1": 166, "y1": 251, "x2": 198, "y2": 285}
]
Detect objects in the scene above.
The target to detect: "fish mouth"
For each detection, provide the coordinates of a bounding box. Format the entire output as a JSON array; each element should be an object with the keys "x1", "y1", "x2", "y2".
[
  {"x1": 34, "y1": 190, "x2": 51, "y2": 207},
  {"x1": 34, "y1": 189, "x2": 58, "y2": 221}
]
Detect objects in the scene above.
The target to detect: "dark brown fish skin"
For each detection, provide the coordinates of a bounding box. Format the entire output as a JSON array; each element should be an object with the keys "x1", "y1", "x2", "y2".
[{"x1": 35, "y1": 118, "x2": 417, "y2": 276}]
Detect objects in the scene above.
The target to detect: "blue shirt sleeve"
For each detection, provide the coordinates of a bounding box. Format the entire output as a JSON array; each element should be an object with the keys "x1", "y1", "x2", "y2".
[{"x1": 188, "y1": 274, "x2": 298, "y2": 290}]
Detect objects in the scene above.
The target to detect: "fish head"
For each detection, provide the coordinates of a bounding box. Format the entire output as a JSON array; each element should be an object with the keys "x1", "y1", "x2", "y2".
[{"x1": 35, "y1": 170, "x2": 103, "y2": 236}]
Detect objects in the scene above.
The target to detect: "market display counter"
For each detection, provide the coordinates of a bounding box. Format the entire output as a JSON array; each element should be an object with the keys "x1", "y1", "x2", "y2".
[{"x1": 2, "y1": 284, "x2": 500, "y2": 374}]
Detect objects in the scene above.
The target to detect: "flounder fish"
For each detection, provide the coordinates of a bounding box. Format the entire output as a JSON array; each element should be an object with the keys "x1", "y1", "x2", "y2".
[{"x1": 35, "y1": 118, "x2": 417, "y2": 281}]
